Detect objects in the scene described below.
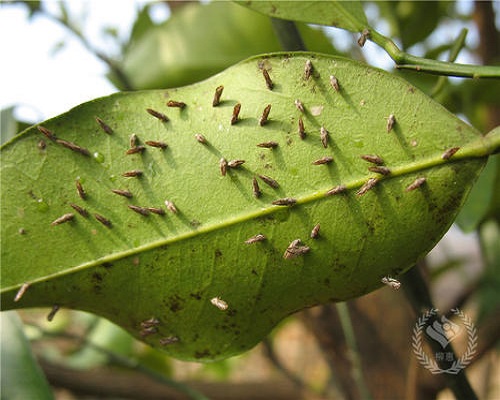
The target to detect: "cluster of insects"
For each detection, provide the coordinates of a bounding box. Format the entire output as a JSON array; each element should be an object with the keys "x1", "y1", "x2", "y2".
[{"x1": 15, "y1": 56, "x2": 466, "y2": 346}]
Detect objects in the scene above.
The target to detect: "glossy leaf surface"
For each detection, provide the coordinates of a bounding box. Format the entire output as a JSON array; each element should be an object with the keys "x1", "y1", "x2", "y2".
[{"x1": 1, "y1": 53, "x2": 496, "y2": 361}]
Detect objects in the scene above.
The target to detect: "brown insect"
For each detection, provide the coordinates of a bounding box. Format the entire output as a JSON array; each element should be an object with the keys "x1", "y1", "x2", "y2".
[
  {"x1": 159, "y1": 336, "x2": 179, "y2": 346},
  {"x1": 381, "y1": 276, "x2": 401, "y2": 290},
  {"x1": 304, "y1": 59, "x2": 313, "y2": 80},
  {"x1": 56, "y1": 139, "x2": 91, "y2": 156},
  {"x1": 231, "y1": 103, "x2": 241, "y2": 125},
  {"x1": 122, "y1": 170, "x2": 143, "y2": 178},
  {"x1": 368, "y1": 166, "x2": 391, "y2": 175},
  {"x1": 51, "y1": 213, "x2": 75, "y2": 226},
  {"x1": 259, "y1": 104, "x2": 272, "y2": 126},
  {"x1": 294, "y1": 99, "x2": 305, "y2": 113},
  {"x1": 212, "y1": 85, "x2": 224, "y2": 107},
  {"x1": 164, "y1": 200, "x2": 178, "y2": 213},
  {"x1": 166, "y1": 100, "x2": 186, "y2": 108},
  {"x1": 310, "y1": 223, "x2": 321, "y2": 239},
  {"x1": 358, "y1": 28, "x2": 370, "y2": 47},
  {"x1": 95, "y1": 116, "x2": 113, "y2": 134},
  {"x1": 37, "y1": 125, "x2": 56, "y2": 141},
  {"x1": 126, "y1": 145, "x2": 146, "y2": 155},
  {"x1": 320, "y1": 126, "x2": 329, "y2": 148},
  {"x1": 442, "y1": 147, "x2": 460, "y2": 160},
  {"x1": 245, "y1": 234, "x2": 266, "y2": 244},
  {"x1": 228, "y1": 159, "x2": 245, "y2": 168},
  {"x1": 111, "y1": 189, "x2": 133, "y2": 198},
  {"x1": 330, "y1": 75, "x2": 340, "y2": 91},
  {"x1": 386, "y1": 114, "x2": 396, "y2": 132},
  {"x1": 312, "y1": 156, "x2": 333, "y2": 165},
  {"x1": 140, "y1": 326, "x2": 159, "y2": 338},
  {"x1": 252, "y1": 177, "x2": 262, "y2": 198},
  {"x1": 272, "y1": 198, "x2": 297, "y2": 206},
  {"x1": 94, "y1": 213, "x2": 112, "y2": 227},
  {"x1": 70, "y1": 203, "x2": 89, "y2": 217},
  {"x1": 211, "y1": 296, "x2": 228, "y2": 311},
  {"x1": 129, "y1": 133, "x2": 138, "y2": 148},
  {"x1": 298, "y1": 117, "x2": 306, "y2": 139},
  {"x1": 76, "y1": 180, "x2": 86, "y2": 199},
  {"x1": 14, "y1": 282, "x2": 30, "y2": 302},
  {"x1": 38, "y1": 140, "x2": 46, "y2": 150},
  {"x1": 405, "y1": 177, "x2": 427, "y2": 192},
  {"x1": 146, "y1": 108, "x2": 168, "y2": 122},
  {"x1": 262, "y1": 69, "x2": 273, "y2": 90},
  {"x1": 141, "y1": 317, "x2": 160, "y2": 328},
  {"x1": 259, "y1": 174, "x2": 279, "y2": 188},
  {"x1": 128, "y1": 205, "x2": 150, "y2": 216},
  {"x1": 361, "y1": 154, "x2": 384, "y2": 165},
  {"x1": 284, "y1": 239, "x2": 310, "y2": 259},
  {"x1": 326, "y1": 184, "x2": 347, "y2": 196},
  {"x1": 257, "y1": 141, "x2": 278, "y2": 149},
  {"x1": 356, "y1": 178, "x2": 378, "y2": 196},
  {"x1": 219, "y1": 158, "x2": 228, "y2": 176},
  {"x1": 147, "y1": 207, "x2": 165, "y2": 215},
  {"x1": 195, "y1": 133, "x2": 207, "y2": 144},
  {"x1": 145, "y1": 140, "x2": 167, "y2": 149},
  {"x1": 47, "y1": 305, "x2": 60, "y2": 322}
]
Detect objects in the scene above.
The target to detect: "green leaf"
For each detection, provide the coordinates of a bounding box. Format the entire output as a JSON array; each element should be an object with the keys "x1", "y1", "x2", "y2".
[
  {"x1": 110, "y1": 1, "x2": 337, "y2": 90},
  {"x1": 1, "y1": 52, "x2": 497, "y2": 361},
  {"x1": 235, "y1": 0, "x2": 368, "y2": 33},
  {"x1": 0, "y1": 311, "x2": 54, "y2": 400}
]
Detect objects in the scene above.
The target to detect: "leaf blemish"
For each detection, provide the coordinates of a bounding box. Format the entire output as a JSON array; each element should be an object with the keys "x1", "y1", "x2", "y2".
[{"x1": 146, "y1": 108, "x2": 169, "y2": 122}]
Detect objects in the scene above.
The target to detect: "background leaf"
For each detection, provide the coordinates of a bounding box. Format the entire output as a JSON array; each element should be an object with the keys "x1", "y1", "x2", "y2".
[
  {"x1": 109, "y1": 1, "x2": 338, "y2": 90},
  {"x1": 0, "y1": 311, "x2": 54, "y2": 400},
  {"x1": 1, "y1": 53, "x2": 494, "y2": 361},
  {"x1": 235, "y1": 0, "x2": 368, "y2": 33}
]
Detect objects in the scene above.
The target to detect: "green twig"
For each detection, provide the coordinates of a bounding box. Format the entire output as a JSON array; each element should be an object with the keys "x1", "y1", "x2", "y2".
[
  {"x1": 400, "y1": 265, "x2": 478, "y2": 400},
  {"x1": 28, "y1": 324, "x2": 209, "y2": 400},
  {"x1": 431, "y1": 28, "x2": 469, "y2": 97},
  {"x1": 368, "y1": 30, "x2": 500, "y2": 79},
  {"x1": 335, "y1": 302, "x2": 373, "y2": 400},
  {"x1": 271, "y1": 18, "x2": 307, "y2": 51}
]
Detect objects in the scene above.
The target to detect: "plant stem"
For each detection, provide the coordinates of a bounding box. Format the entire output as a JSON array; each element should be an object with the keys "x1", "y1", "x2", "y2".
[
  {"x1": 29, "y1": 324, "x2": 209, "y2": 400},
  {"x1": 271, "y1": 18, "x2": 307, "y2": 51},
  {"x1": 400, "y1": 265, "x2": 478, "y2": 400},
  {"x1": 431, "y1": 28, "x2": 469, "y2": 97},
  {"x1": 369, "y1": 30, "x2": 500, "y2": 79},
  {"x1": 335, "y1": 302, "x2": 373, "y2": 400}
]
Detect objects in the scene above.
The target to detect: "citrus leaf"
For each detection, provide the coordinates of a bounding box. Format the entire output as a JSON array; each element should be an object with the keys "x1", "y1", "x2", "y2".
[
  {"x1": 1, "y1": 53, "x2": 497, "y2": 361},
  {"x1": 235, "y1": 0, "x2": 368, "y2": 33}
]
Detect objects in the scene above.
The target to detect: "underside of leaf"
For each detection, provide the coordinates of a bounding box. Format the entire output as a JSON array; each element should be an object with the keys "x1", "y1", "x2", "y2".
[{"x1": 0, "y1": 52, "x2": 491, "y2": 361}]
